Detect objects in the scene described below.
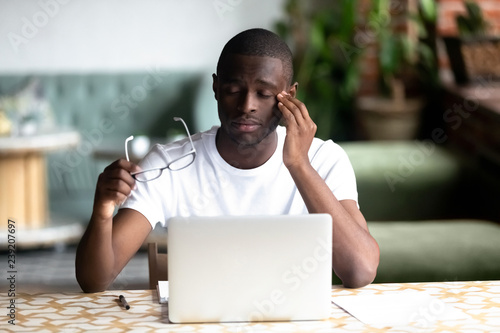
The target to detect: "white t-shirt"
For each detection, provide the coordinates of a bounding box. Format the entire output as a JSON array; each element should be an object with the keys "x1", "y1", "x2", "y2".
[{"x1": 121, "y1": 126, "x2": 358, "y2": 228}]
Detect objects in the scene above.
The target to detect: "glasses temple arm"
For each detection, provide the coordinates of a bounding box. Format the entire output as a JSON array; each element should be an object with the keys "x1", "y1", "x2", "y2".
[
  {"x1": 125, "y1": 135, "x2": 134, "y2": 161},
  {"x1": 173, "y1": 117, "x2": 196, "y2": 151}
]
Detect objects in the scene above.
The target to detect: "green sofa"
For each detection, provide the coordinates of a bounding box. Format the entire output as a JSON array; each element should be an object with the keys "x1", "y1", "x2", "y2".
[{"x1": 340, "y1": 141, "x2": 500, "y2": 283}]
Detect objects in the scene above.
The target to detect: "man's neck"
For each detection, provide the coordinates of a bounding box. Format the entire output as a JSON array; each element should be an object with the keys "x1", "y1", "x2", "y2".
[{"x1": 215, "y1": 128, "x2": 278, "y2": 169}]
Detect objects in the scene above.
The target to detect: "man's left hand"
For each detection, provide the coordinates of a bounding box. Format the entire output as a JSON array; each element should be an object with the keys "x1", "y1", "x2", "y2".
[{"x1": 277, "y1": 91, "x2": 317, "y2": 170}]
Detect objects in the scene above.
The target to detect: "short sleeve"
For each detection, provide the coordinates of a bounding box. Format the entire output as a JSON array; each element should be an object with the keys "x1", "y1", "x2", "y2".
[
  {"x1": 120, "y1": 145, "x2": 170, "y2": 228},
  {"x1": 310, "y1": 140, "x2": 359, "y2": 206}
]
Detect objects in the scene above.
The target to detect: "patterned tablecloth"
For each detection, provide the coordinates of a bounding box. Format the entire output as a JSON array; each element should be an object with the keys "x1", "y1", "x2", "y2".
[{"x1": 5, "y1": 281, "x2": 500, "y2": 332}]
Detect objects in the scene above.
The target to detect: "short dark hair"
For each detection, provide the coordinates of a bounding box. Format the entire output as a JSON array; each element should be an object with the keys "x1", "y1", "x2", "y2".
[{"x1": 216, "y1": 28, "x2": 294, "y2": 85}]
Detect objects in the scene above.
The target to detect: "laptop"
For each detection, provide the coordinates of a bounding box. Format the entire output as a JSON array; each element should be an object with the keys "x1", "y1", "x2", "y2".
[{"x1": 167, "y1": 214, "x2": 333, "y2": 324}]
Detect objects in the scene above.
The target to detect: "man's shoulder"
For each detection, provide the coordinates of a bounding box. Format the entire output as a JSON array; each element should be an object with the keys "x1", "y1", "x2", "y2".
[
  {"x1": 310, "y1": 136, "x2": 350, "y2": 164},
  {"x1": 275, "y1": 125, "x2": 344, "y2": 155},
  {"x1": 159, "y1": 126, "x2": 218, "y2": 150},
  {"x1": 142, "y1": 127, "x2": 218, "y2": 164}
]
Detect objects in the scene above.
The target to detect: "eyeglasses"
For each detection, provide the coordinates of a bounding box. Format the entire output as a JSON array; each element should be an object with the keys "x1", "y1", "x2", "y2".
[{"x1": 125, "y1": 117, "x2": 196, "y2": 182}]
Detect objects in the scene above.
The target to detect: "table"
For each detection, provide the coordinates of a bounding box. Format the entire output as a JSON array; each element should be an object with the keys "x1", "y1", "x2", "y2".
[
  {"x1": 7, "y1": 281, "x2": 500, "y2": 332},
  {"x1": 0, "y1": 129, "x2": 82, "y2": 248}
]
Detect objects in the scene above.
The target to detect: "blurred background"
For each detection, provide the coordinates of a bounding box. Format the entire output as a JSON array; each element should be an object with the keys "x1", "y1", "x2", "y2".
[{"x1": 0, "y1": 0, "x2": 499, "y2": 292}]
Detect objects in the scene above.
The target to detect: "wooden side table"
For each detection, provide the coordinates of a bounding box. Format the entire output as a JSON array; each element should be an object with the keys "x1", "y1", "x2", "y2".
[{"x1": 0, "y1": 130, "x2": 81, "y2": 248}]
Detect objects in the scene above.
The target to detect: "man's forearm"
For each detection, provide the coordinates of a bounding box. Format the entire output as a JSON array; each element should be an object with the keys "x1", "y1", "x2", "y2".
[
  {"x1": 287, "y1": 163, "x2": 337, "y2": 214},
  {"x1": 287, "y1": 163, "x2": 379, "y2": 287},
  {"x1": 75, "y1": 215, "x2": 117, "y2": 293}
]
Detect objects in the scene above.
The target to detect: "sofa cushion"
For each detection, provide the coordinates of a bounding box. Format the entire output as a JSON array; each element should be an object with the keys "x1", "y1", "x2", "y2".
[
  {"x1": 340, "y1": 141, "x2": 467, "y2": 221},
  {"x1": 368, "y1": 220, "x2": 500, "y2": 283}
]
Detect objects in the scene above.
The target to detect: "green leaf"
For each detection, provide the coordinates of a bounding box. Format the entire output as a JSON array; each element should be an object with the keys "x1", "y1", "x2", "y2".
[
  {"x1": 311, "y1": 18, "x2": 326, "y2": 52},
  {"x1": 340, "y1": 0, "x2": 357, "y2": 36},
  {"x1": 418, "y1": 43, "x2": 435, "y2": 70},
  {"x1": 379, "y1": 37, "x2": 398, "y2": 75},
  {"x1": 401, "y1": 37, "x2": 418, "y2": 64},
  {"x1": 419, "y1": 0, "x2": 437, "y2": 22}
]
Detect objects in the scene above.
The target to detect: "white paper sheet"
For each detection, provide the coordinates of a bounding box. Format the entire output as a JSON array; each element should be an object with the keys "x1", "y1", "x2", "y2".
[
  {"x1": 157, "y1": 280, "x2": 169, "y2": 304},
  {"x1": 332, "y1": 290, "x2": 469, "y2": 328}
]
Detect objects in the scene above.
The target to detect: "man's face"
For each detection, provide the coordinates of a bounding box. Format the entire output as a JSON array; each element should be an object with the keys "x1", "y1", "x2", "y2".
[{"x1": 213, "y1": 54, "x2": 291, "y2": 147}]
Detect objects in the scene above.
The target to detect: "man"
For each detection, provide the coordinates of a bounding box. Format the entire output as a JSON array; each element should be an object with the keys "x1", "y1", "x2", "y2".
[{"x1": 75, "y1": 28, "x2": 379, "y2": 292}]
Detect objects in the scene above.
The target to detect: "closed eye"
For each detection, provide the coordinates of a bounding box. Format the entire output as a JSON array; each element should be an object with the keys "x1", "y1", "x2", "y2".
[
  {"x1": 222, "y1": 88, "x2": 240, "y2": 95},
  {"x1": 258, "y1": 91, "x2": 274, "y2": 98},
  {"x1": 222, "y1": 85, "x2": 241, "y2": 95}
]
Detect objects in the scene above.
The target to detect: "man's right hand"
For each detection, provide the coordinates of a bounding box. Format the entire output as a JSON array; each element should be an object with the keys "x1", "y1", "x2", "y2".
[
  {"x1": 92, "y1": 159, "x2": 142, "y2": 222},
  {"x1": 76, "y1": 158, "x2": 151, "y2": 293}
]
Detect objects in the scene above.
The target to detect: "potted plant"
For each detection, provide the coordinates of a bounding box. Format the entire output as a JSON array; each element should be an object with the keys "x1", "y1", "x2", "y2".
[
  {"x1": 443, "y1": 1, "x2": 499, "y2": 84},
  {"x1": 275, "y1": 0, "x2": 362, "y2": 141},
  {"x1": 355, "y1": 0, "x2": 438, "y2": 140}
]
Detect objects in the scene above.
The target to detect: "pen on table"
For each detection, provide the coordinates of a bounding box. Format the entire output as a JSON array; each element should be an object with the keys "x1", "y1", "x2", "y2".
[{"x1": 119, "y1": 295, "x2": 130, "y2": 310}]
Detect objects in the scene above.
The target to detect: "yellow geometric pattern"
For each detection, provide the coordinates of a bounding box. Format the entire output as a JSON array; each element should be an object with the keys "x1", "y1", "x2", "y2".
[{"x1": 3, "y1": 281, "x2": 500, "y2": 332}]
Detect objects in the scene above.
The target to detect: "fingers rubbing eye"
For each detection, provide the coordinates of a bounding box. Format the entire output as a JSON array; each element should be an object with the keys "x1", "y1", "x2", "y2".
[{"x1": 278, "y1": 92, "x2": 290, "y2": 99}]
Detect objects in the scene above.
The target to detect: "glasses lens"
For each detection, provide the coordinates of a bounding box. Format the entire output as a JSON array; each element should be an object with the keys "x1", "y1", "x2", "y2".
[
  {"x1": 134, "y1": 169, "x2": 163, "y2": 182},
  {"x1": 168, "y1": 153, "x2": 195, "y2": 171}
]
